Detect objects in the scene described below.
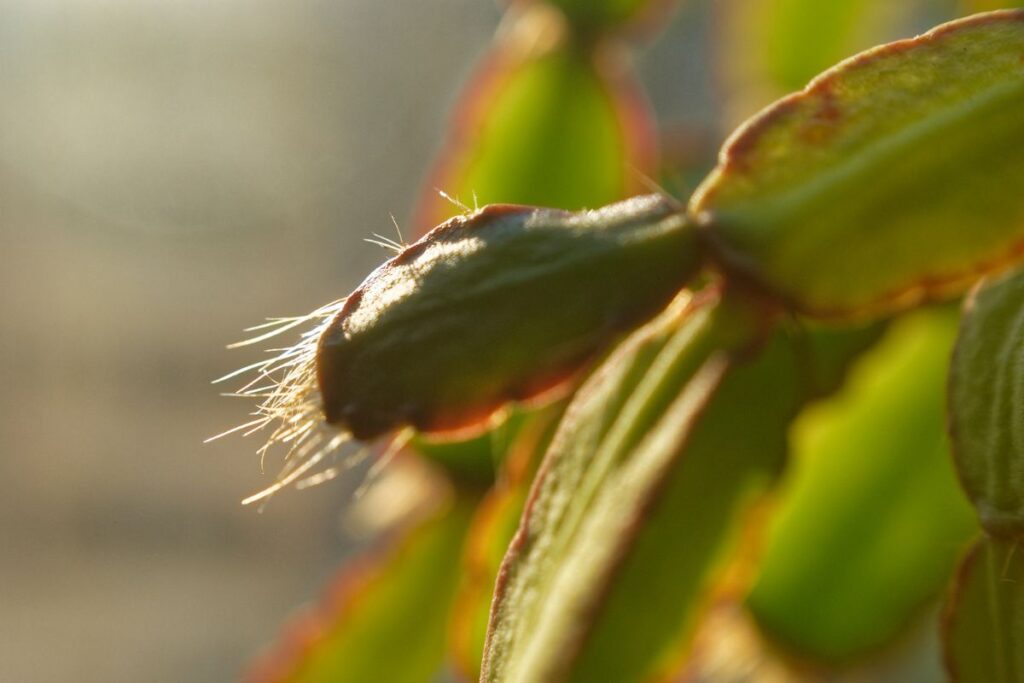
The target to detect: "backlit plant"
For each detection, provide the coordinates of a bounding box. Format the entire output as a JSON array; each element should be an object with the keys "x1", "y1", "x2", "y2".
[{"x1": 221, "y1": 4, "x2": 1024, "y2": 682}]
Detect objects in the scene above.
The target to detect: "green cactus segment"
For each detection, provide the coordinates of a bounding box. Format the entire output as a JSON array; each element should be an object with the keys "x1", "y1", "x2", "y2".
[
  {"x1": 950, "y1": 269, "x2": 1024, "y2": 537},
  {"x1": 692, "y1": 11, "x2": 1024, "y2": 319},
  {"x1": 566, "y1": 325, "x2": 803, "y2": 682},
  {"x1": 481, "y1": 290, "x2": 778, "y2": 683},
  {"x1": 943, "y1": 536, "x2": 1024, "y2": 683},
  {"x1": 481, "y1": 293, "x2": 727, "y2": 683},
  {"x1": 448, "y1": 48, "x2": 627, "y2": 211},
  {"x1": 248, "y1": 495, "x2": 476, "y2": 683},
  {"x1": 417, "y1": 34, "x2": 652, "y2": 229},
  {"x1": 748, "y1": 311, "x2": 977, "y2": 661},
  {"x1": 317, "y1": 195, "x2": 699, "y2": 441}
]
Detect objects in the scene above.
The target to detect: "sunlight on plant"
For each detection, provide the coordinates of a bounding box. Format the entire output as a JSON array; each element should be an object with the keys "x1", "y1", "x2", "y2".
[{"x1": 217, "y1": 4, "x2": 1024, "y2": 682}]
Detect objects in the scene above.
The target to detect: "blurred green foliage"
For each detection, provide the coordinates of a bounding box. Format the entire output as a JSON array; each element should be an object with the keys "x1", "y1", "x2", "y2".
[
  {"x1": 749, "y1": 311, "x2": 977, "y2": 661},
  {"x1": 258, "y1": 496, "x2": 475, "y2": 683}
]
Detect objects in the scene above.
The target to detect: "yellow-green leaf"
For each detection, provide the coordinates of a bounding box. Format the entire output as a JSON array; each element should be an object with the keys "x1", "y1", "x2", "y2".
[
  {"x1": 415, "y1": 17, "x2": 654, "y2": 230},
  {"x1": 943, "y1": 536, "x2": 1024, "y2": 682},
  {"x1": 692, "y1": 11, "x2": 1024, "y2": 319},
  {"x1": 748, "y1": 310, "x2": 978, "y2": 661},
  {"x1": 950, "y1": 268, "x2": 1024, "y2": 537}
]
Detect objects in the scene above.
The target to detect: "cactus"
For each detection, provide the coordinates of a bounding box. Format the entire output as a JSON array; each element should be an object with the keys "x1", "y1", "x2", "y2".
[{"x1": 223, "y1": 6, "x2": 1024, "y2": 682}]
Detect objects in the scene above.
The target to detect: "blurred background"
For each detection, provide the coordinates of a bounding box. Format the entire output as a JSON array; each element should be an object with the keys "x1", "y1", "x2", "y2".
[{"x1": 0, "y1": 1, "x2": 972, "y2": 681}]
